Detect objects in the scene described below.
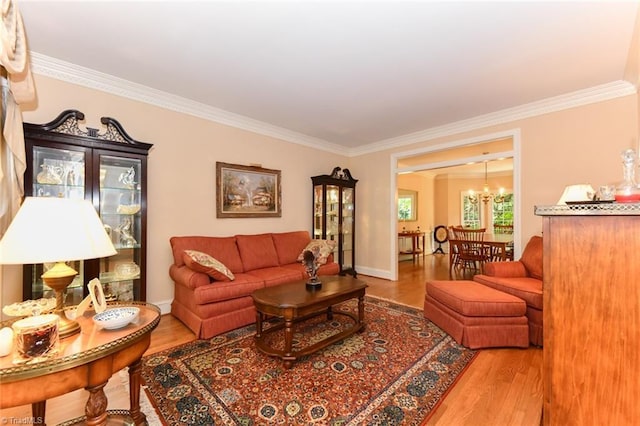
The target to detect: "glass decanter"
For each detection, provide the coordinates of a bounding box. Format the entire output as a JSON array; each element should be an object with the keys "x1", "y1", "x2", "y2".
[{"x1": 615, "y1": 149, "x2": 640, "y2": 202}]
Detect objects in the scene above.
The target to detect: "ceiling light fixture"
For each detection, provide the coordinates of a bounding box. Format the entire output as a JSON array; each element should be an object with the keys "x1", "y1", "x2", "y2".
[{"x1": 469, "y1": 162, "x2": 506, "y2": 204}]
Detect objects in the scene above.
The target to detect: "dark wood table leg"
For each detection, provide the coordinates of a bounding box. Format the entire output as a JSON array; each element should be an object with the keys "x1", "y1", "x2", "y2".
[
  {"x1": 283, "y1": 315, "x2": 294, "y2": 369},
  {"x1": 32, "y1": 400, "x2": 46, "y2": 425},
  {"x1": 327, "y1": 306, "x2": 333, "y2": 320},
  {"x1": 255, "y1": 311, "x2": 264, "y2": 338},
  {"x1": 358, "y1": 295, "x2": 365, "y2": 327},
  {"x1": 85, "y1": 382, "x2": 108, "y2": 426},
  {"x1": 128, "y1": 359, "x2": 147, "y2": 426}
]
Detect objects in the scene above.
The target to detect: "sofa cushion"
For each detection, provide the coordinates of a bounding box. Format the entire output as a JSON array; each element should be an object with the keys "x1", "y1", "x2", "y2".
[
  {"x1": 272, "y1": 231, "x2": 312, "y2": 265},
  {"x1": 283, "y1": 262, "x2": 340, "y2": 276},
  {"x1": 246, "y1": 266, "x2": 304, "y2": 287},
  {"x1": 183, "y1": 250, "x2": 235, "y2": 281},
  {"x1": 170, "y1": 236, "x2": 244, "y2": 273},
  {"x1": 473, "y1": 275, "x2": 543, "y2": 310},
  {"x1": 483, "y1": 260, "x2": 528, "y2": 278},
  {"x1": 236, "y1": 233, "x2": 279, "y2": 271},
  {"x1": 520, "y1": 235, "x2": 543, "y2": 280},
  {"x1": 192, "y1": 273, "x2": 265, "y2": 305},
  {"x1": 296, "y1": 239, "x2": 337, "y2": 265}
]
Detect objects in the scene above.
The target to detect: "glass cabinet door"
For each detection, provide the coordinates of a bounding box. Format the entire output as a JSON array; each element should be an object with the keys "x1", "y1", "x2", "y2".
[
  {"x1": 341, "y1": 187, "x2": 354, "y2": 270},
  {"x1": 30, "y1": 145, "x2": 88, "y2": 304},
  {"x1": 327, "y1": 185, "x2": 339, "y2": 241},
  {"x1": 313, "y1": 184, "x2": 324, "y2": 239},
  {"x1": 98, "y1": 155, "x2": 143, "y2": 301}
]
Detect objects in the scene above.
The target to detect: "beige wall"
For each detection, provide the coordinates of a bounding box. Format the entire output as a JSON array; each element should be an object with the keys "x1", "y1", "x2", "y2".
[
  {"x1": 1, "y1": 75, "x2": 638, "y2": 312},
  {"x1": 351, "y1": 95, "x2": 638, "y2": 278},
  {"x1": 0, "y1": 75, "x2": 347, "y2": 314}
]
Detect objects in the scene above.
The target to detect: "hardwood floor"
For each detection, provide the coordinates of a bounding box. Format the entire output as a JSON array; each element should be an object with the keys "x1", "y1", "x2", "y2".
[{"x1": 0, "y1": 254, "x2": 542, "y2": 425}]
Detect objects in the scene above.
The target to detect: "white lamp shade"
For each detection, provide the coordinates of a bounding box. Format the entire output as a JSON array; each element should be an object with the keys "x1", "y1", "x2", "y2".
[
  {"x1": 0, "y1": 197, "x2": 117, "y2": 264},
  {"x1": 557, "y1": 184, "x2": 596, "y2": 205}
]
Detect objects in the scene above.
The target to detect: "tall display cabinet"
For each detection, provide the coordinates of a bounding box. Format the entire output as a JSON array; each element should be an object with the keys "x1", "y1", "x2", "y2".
[
  {"x1": 311, "y1": 167, "x2": 357, "y2": 277},
  {"x1": 23, "y1": 110, "x2": 153, "y2": 304}
]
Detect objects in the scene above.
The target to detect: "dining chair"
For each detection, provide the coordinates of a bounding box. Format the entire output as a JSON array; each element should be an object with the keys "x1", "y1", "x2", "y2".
[
  {"x1": 451, "y1": 227, "x2": 488, "y2": 273},
  {"x1": 485, "y1": 242, "x2": 507, "y2": 262},
  {"x1": 448, "y1": 238, "x2": 462, "y2": 275},
  {"x1": 447, "y1": 226, "x2": 467, "y2": 273}
]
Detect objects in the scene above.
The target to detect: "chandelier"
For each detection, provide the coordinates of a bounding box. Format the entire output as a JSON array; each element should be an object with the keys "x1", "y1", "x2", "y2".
[{"x1": 468, "y1": 162, "x2": 506, "y2": 204}]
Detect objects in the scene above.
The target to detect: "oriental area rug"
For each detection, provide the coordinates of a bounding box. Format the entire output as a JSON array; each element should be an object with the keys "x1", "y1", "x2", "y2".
[{"x1": 141, "y1": 296, "x2": 477, "y2": 425}]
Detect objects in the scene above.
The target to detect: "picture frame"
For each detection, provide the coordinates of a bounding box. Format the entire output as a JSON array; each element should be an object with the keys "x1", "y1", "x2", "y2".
[{"x1": 216, "y1": 162, "x2": 282, "y2": 218}]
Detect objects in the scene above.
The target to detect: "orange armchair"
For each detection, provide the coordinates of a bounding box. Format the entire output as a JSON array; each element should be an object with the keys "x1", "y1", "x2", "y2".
[{"x1": 473, "y1": 235, "x2": 543, "y2": 346}]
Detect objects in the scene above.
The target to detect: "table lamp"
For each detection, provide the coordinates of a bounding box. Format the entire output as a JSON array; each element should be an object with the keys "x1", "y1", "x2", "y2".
[{"x1": 0, "y1": 197, "x2": 117, "y2": 338}]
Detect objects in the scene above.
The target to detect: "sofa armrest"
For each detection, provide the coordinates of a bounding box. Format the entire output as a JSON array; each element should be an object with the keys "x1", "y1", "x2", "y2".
[
  {"x1": 483, "y1": 261, "x2": 528, "y2": 278},
  {"x1": 169, "y1": 264, "x2": 211, "y2": 290}
]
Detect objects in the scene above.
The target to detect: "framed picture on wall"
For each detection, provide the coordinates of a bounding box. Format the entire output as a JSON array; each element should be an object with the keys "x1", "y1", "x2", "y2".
[{"x1": 216, "y1": 162, "x2": 282, "y2": 218}]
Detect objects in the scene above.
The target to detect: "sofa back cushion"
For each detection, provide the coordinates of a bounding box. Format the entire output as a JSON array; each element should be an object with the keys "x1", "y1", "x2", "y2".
[
  {"x1": 271, "y1": 231, "x2": 312, "y2": 265},
  {"x1": 520, "y1": 235, "x2": 543, "y2": 280},
  {"x1": 236, "y1": 233, "x2": 279, "y2": 271},
  {"x1": 170, "y1": 236, "x2": 245, "y2": 273}
]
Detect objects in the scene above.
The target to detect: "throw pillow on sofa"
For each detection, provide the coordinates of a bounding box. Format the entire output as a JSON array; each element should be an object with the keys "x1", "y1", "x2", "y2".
[
  {"x1": 183, "y1": 250, "x2": 235, "y2": 281},
  {"x1": 297, "y1": 239, "x2": 337, "y2": 265}
]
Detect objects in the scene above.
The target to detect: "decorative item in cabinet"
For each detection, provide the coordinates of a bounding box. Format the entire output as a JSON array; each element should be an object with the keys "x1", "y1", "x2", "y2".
[
  {"x1": 311, "y1": 167, "x2": 357, "y2": 277},
  {"x1": 23, "y1": 110, "x2": 153, "y2": 303}
]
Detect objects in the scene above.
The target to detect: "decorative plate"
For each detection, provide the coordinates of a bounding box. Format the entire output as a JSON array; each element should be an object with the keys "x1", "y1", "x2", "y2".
[
  {"x1": 3, "y1": 298, "x2": 57, "y2": 316},
  {"x1": 93, "y1": 307, "x2": 140, "y2": 330}
]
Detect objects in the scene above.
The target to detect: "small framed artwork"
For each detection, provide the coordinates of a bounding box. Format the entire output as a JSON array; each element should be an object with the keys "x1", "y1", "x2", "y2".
[{"x1": 216, "y1": 162, "x2": 282, "y2": 218}]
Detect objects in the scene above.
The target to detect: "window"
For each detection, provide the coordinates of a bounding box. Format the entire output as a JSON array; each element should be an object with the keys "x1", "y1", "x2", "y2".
[
  {"x1": 492, "y1": 193, "x2": 514, "y2": 226},
  {"x1": 461, "y1": 192, "x2": 481, "y2": 228},
  {"x1": 398, "y1": 189, "x2": 417, "y2": 221}
]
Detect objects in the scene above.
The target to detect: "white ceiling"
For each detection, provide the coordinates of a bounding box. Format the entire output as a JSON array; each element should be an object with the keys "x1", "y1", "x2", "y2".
[{"x1": 18, "y1": 1, "x2": 638, "y2": 152}]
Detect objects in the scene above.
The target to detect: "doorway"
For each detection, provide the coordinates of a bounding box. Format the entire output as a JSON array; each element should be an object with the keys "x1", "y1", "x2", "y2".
[{"x1": 389, "y1": 129, "x2": 521, "y2": 281}]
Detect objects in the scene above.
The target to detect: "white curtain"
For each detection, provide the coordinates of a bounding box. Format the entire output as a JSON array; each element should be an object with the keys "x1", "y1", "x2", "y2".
[{"x1": 0, "y1": 0, "x2": 35, "y2": 237}]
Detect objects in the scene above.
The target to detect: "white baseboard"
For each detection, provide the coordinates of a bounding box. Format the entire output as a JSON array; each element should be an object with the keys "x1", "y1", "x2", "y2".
[
  {"x1": 148, "y1": 299, "x2": 172, "y2": 315},
  {"x1": 356, "y1": 265, "x2": 393, "y2": 280}
]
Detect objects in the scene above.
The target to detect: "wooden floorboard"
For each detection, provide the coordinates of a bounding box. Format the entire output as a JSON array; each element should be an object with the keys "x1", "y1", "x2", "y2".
[{"x1": 0, "y1": 253, "x2": 542, "y2": 425}]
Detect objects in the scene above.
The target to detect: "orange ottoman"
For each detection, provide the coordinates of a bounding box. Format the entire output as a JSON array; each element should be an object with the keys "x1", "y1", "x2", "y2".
[{"x1": 424, "y1": 280, "x2": 529, "y2": 349}]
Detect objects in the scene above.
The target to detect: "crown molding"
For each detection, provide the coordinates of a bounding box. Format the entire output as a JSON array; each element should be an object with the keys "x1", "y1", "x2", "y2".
[
  {"x1": 29, "y1": 52, "x2": 349, "y2": 155},
  {"x1": 31, "y1": 52, "x2": 635, "y2": 158},
  {"x1": 350, "y1": 80, "x2": 636, "y2": 157}
]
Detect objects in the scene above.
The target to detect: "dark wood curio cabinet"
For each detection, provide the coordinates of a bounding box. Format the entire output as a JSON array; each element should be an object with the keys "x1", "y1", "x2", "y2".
[
  {"x1": 311, "y1": 167, "x2": 357, "y2": 277},
  {"x1": 23, "y1": 110, "x2": 153, "y2": 304}
]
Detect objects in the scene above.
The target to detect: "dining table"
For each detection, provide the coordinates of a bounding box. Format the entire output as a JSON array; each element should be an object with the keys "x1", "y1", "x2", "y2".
[{"x1": 448, "y1": 233, "x2": 514, "y2": 274}]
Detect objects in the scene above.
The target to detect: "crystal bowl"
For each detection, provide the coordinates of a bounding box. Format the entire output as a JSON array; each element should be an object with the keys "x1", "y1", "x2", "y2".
[{"x1": 115, "y1": 262, "x2": 140, "y2": 280}]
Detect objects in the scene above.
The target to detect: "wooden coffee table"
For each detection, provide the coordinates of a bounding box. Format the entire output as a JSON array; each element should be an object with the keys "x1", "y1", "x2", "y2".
[{"x1": 251, "y1": 275, "x2": 367, "y2": 368}]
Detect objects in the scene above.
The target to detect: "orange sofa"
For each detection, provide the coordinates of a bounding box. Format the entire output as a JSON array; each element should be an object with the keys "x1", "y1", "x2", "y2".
[
  {"x1": 169, "y1": 230, "x2": 340, "y2": 338},
  {"x1": 473, "y1": 235, "x2": 543, "y2": 346}
]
